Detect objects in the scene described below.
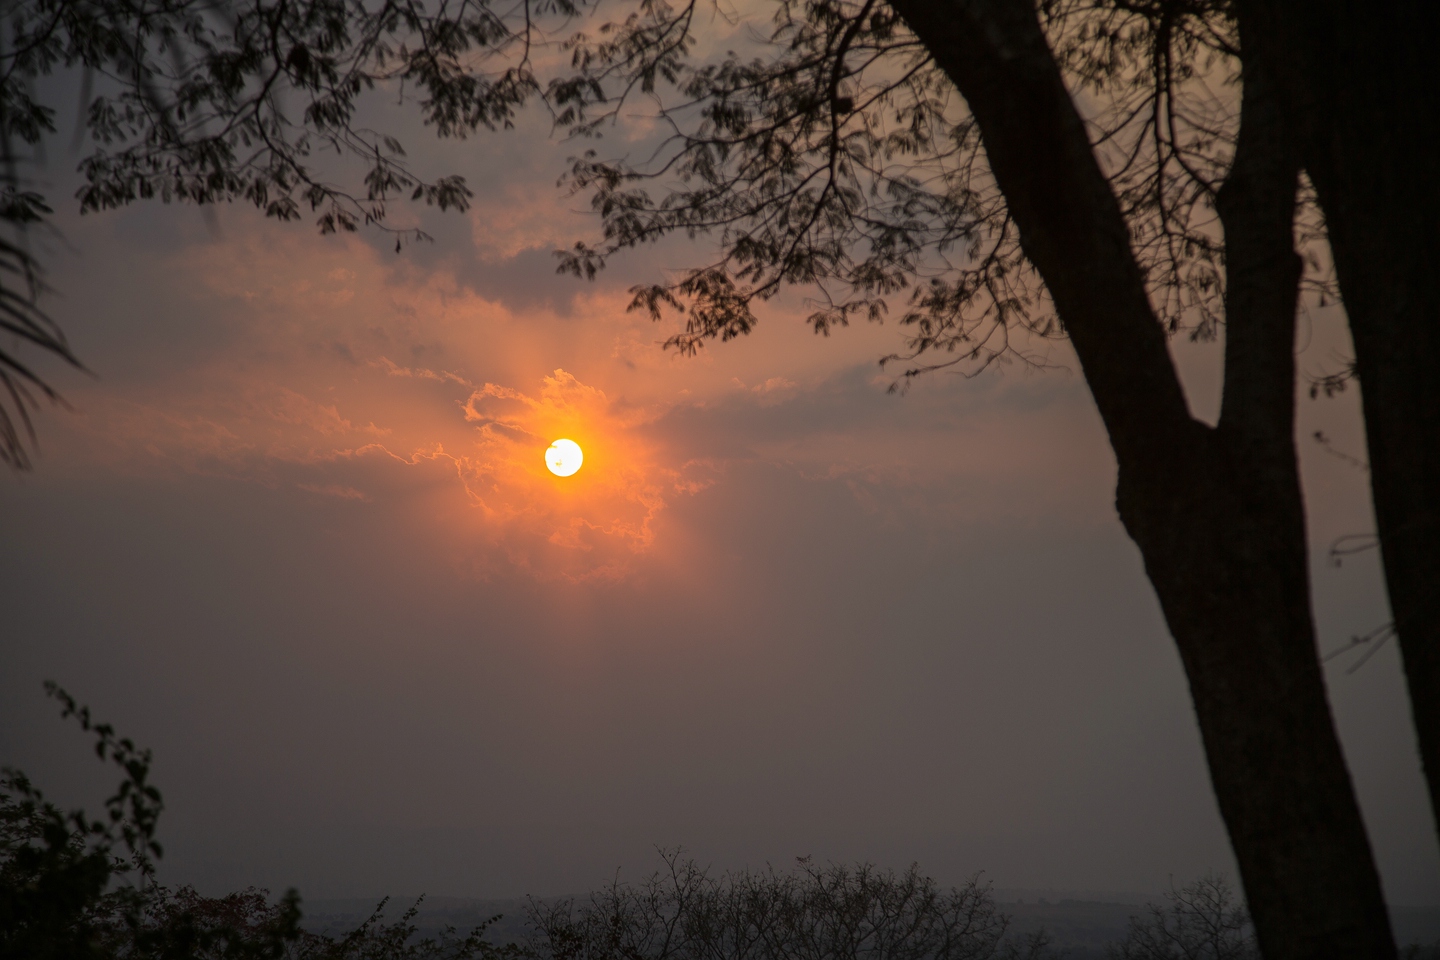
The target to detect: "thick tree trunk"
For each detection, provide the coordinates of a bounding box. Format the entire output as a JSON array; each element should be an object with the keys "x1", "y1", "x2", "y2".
[
  {"x1": 880, "y1": 0, "x2": 1397, "y2": 956},
  {"x1": 1241, "y1": 0, "x2": 1440, "y2": 840},
  {"x1": 1123, "y1": 434, "x2": 1394, "y2": 960}
]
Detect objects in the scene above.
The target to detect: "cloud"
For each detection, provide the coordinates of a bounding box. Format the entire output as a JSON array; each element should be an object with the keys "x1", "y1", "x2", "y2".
[
  {"x1": 69, "y1": 360, "x2": 711, "y2": 581},
  {"x1": 36, "y1": 180, "x2": 1114, "y2": 582},
  {"x1": 430, "y1": 368, "x2": 714, "y2": 580},
  {"x1": 297, "y1": 483, "x2": 370, "y2": 501}
]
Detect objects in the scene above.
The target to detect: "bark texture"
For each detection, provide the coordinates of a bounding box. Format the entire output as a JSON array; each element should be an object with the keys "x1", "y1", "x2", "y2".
[
  {"x1": 879, "y1": 0, "x2": 1397, "y2": 956},
  {"x1": 1240, "y1": 0, "x2": 1440, "y2": 840}
]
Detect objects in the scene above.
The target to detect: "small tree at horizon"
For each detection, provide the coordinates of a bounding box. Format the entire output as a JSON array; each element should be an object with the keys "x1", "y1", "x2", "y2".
[{"x1": 528, "y1": 849, "x2": 1052, "y2": 960}]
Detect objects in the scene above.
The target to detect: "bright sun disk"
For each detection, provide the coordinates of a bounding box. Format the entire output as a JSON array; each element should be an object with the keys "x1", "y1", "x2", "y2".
[{"x1": 545, "y1": 438, "x2": 584, "y2": 477}]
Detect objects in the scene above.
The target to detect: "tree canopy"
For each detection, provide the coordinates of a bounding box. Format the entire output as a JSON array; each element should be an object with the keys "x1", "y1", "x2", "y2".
[{"x1": 2, "y1": 0, "x2": 1332, "y2": 442}]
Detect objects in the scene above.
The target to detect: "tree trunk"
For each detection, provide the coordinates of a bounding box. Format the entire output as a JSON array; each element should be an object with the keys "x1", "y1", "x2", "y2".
[
  {"x1": 1241, "y1": 0, "x2": 1440, "y2": 840},
  {"x1": 1124, "y1": 431, "x2": 1394, "y2": 960},
  {"x1": 880, "y1": 0, "x2": 1397, "y2": 956}
]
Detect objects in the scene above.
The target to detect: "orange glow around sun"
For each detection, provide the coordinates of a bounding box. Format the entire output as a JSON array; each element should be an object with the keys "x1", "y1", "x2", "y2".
[
  {"x1": 90, "y1": 352, "x2": 714, "y2": 581},
  {"x1": 416, "y1": 368, "x2": 707, "y2": 580}
]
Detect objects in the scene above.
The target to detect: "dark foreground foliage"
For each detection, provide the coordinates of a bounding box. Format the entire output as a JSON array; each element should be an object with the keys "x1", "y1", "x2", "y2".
[
  {"x1": 0, "y1": 684, "x2": 522, "y2": 960},
  {"x1": 10, "y1": 684, "x2": 1433, "y2": 960}
]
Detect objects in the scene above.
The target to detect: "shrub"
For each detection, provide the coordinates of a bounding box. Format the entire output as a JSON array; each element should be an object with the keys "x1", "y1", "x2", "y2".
[
  {"x1": 527, "y1": 851, "x2": 1049, "y2": 960},
  {"x1": 1108, "y1": 876, "x2": 1256, "y2": 960}
]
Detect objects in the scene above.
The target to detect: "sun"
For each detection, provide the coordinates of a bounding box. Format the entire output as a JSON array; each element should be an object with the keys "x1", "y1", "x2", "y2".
[{"x1": 545, "y1": 438, "x2": 584, "y2": 477}]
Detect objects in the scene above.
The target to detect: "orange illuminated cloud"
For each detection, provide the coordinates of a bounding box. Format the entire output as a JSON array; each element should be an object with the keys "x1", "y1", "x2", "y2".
[
  {"x1": 81, "y1": 362, "x2": 709, "y2": 581},
  {"x1": 428, "y1": 368, "x2": 697, "y2": 579}
]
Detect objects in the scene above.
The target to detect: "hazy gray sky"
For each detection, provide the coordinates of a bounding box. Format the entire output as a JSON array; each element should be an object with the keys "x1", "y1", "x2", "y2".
[{"x1": 2, "y1": 94, "x2": 1435, "y2": 909}]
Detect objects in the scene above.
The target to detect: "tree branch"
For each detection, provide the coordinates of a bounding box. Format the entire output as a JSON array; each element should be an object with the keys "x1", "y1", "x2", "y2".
[
  {"x1": 886, "y1": 0, "x2": 1196, "y2": 468},
  {"x1": 1215, "y1": 20, "x2": 1300, "y2": 452}
]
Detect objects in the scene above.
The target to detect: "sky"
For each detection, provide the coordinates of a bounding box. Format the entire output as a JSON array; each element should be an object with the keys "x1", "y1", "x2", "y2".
[{"x1": 1, "y1": 77, "x2": 1437, "y2": 911}]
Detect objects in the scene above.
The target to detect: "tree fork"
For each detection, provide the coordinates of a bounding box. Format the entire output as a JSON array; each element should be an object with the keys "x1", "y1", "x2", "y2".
[
  {"x1": 882, "y1": 0, "x2": 1396, "y2": 955},
  {"x1": 1123, "y1": 444, "x2": 1394, "y2": 960}
]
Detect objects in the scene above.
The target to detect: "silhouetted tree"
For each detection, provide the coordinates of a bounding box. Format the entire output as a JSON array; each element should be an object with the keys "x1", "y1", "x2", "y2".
[
  {"x1": 0, "y1": 176, "x2": 75, "y2": 468},
  {"x1": 1112, "y1": 876, "x2": 1440, "y2": 960},
  {"x1": 0, "y1": 683, "x2": 307, "y2": 959},
  {"x1": 1, "y1": 684, "x2": 529, "y2": 960},
  {"x1": 2, "y1": 2, "x2": 1432, "y2": 958},
  {"x1": 1110, "y1": 876, "x2": 1257, "y2": 960},
  {"x1": 2, "y1": 683, "x2": 172, "y2": 958},
  {"x1": 527, "y1": 850, "x2": 1051, "y2": 960},
  {"x1": 1230, "y1": 0, "x2": 1440, "y2": 855}
]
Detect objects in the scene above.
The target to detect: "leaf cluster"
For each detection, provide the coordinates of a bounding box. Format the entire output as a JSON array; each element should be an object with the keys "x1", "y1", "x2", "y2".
[
  {"x1": 552, "y1": 0, "x2": 1034, "y2": 376},
  {"x1": 0, "y1": 181, "x2": 68, "y2": 468},
  {"x1": 1, "y1": 0, "x2": 585, "y2": 466},
  {"x1": 548, "y1": 0, "x2": 1337, "y2": 385},
  {"x1": 2, "y1": 682, "x2": 168, "y2": 958}
]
